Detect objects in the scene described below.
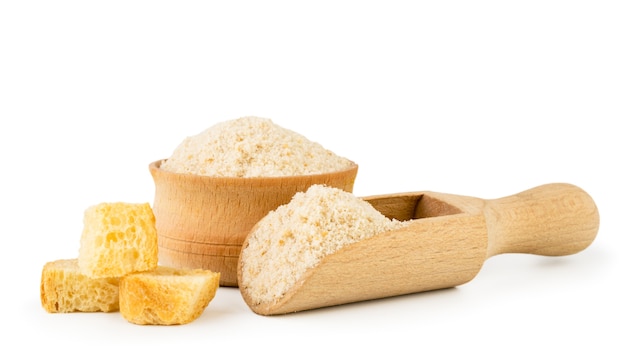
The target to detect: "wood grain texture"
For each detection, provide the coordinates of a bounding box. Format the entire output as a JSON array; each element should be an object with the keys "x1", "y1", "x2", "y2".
[
  {"x1": 481, "y1": 183, "x2": 600, "y2": 257},
  {"x1": 239, "y1": 183, "x2": 599, "y2": 315},
  {"x1": 251, "y1": 212, "x2": 487, "y2": 315},
  {"x1": 149, "y1": 159, "x2": 358, "y2": 286}
]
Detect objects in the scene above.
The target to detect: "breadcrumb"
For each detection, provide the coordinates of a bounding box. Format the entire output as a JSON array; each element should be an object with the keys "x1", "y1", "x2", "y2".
[
  {"x1": 239, "y1": 185, "x2": 411, "y2": 305},
  {"x1": 160, "y1": 116, "x2": 353, "y2": 177}
]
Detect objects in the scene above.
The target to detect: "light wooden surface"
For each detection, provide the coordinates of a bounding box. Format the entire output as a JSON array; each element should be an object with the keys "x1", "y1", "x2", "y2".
[
  {"x1": 239, "y1": 183, "x2": 599, "y2": 315},
  {"x1": 149, "y1": 159, "x2": 358, "y2": 286}
]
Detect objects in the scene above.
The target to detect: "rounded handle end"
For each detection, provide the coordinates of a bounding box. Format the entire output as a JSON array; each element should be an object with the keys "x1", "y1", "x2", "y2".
[{"x1": 485, "y1": 183, "x2": 600, "y2": 258}]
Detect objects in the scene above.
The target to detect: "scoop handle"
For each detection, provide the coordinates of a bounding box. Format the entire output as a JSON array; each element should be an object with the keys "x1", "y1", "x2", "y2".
[{"x1": 483, "y1": 183, "x2": 599, "y2": 257}]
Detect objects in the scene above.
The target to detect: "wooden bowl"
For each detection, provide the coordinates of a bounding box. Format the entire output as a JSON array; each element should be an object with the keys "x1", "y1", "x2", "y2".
[{"x1": 149, "y1": 159, "x2": 358, "y2": 287}]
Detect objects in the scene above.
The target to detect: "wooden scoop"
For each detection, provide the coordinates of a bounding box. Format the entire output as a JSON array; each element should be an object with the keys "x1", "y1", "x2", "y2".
[{"x1": 238, "y1": 183, "x2": 599, "y2": 315}]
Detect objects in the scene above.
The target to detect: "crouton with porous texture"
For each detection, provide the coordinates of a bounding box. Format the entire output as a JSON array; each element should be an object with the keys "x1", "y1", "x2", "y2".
[
  {"x1": 119, "y1": 266, "x2": 220, "y2": 325},
  {"x1": 78, "y1": 202, "x2": 158, "y2": 278},
  {"x1": 40, "y1": 259, "x2": 120, "y2": 313}
]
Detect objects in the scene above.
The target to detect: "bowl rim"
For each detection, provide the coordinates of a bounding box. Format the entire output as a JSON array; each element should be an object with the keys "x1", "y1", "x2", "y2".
[{"x1": 149, "y1": 159, "x2": 358, "y2": 185}]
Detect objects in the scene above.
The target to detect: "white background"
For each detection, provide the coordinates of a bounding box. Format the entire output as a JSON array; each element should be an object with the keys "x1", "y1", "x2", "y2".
[{"x1": 1, "y1": 1, "x2": 624, "y2": 361}]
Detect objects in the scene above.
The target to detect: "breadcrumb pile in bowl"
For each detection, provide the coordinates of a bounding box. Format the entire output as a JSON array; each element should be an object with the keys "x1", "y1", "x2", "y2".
[
  {"x1": 160, "y1": 116, "x2": 355, "y2": 178},
  {"x1": 150, "y1": 116, "x2": 358, "y2": 287}
]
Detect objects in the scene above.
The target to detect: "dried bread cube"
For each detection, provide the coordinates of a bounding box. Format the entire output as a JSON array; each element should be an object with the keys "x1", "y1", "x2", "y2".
[
  {"x1": 78, "y1": 202, "x2": 158, "y2": 278},
  {"x1": 119, "y1": 266, "x2": 220, "y2": 325},
  {"x1": 40, "y1": 259, "x2": 119, "y2": 313}
]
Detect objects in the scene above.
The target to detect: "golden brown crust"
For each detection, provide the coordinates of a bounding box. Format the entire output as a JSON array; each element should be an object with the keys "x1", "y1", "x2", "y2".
[
  {"x1": 119, "y1": 266, "x2": 220, "y2": 325},
  {"x1": 40, "y1": 259, "x2": 119, "y2": 313}
]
